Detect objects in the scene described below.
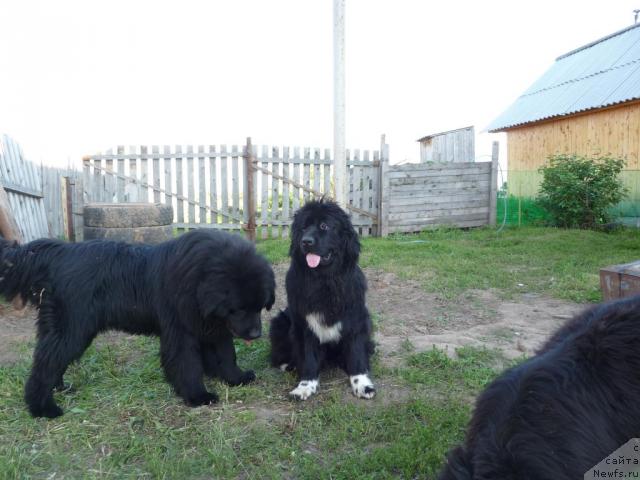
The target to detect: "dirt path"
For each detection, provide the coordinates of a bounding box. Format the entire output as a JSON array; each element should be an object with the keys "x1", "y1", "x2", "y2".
[
  {"x1": 366, "y1": 269, "x2": 584, "y2": 363},
  {"x1": 0, "y1": 266, "x2": 585, "y2": 368}
]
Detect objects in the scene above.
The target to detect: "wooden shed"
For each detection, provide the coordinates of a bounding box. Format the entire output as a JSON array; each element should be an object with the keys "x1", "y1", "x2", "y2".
[
  {"x1": 487, "y1": 23, "x2": 640, "y2": 223},
  {"x1": 417, "y1": 126, "x2": 475, "y2": 163}
]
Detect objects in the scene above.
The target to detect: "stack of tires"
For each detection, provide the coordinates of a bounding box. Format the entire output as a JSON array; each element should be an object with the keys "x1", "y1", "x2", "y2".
[{"x1": 83, "y1": 203, "x2": 173, "y2": 244}]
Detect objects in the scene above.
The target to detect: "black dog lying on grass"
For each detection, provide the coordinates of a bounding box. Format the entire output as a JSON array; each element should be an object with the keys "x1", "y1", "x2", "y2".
[
  {"x1": 0, "y1": 230, "x2": 275, "y2": 418},
  {"x1": 438, "y1": 294, "x2": 640, "y2": 480}
]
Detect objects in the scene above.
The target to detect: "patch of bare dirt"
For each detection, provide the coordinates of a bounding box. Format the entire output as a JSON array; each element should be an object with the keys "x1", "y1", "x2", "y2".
[{"x1": 371, "y1": 271, "x2": 585, "y2": 364}]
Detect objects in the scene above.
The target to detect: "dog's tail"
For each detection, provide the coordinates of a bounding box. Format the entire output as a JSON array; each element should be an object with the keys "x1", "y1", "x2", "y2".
[{"x1": 269, "y1": 308, "x2": 293, "y2": 369}]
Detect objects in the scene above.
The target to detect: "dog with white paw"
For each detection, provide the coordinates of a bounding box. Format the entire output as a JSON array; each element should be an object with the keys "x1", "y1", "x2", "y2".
[{"x1": 269, "y1": 199, "x2": 376, "y2": 401}]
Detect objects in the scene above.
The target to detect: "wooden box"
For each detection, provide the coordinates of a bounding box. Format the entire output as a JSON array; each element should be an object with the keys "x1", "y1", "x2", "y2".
[{"x1": 600, "y1": 260, "x2": 640, "y2": 301}]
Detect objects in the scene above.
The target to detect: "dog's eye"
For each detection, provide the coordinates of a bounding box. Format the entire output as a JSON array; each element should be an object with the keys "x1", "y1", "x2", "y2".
[{"x1": 320, "y1": 222, "x2": 329, "y2": 231}]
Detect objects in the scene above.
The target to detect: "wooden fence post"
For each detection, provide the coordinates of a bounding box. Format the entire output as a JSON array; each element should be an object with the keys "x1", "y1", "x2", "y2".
[
  {"x1": 489, "y1": 141, "x2": 499, "y2": 227},
  {"x1": 378, "y1": 134, "x2": 390, "y2": 237},
  {"x1": 244, "y1": 137, "x2": 257, "y2": 242},
  {"x1": 61, "y1": 176, "x2": 76, "y2": 241}
]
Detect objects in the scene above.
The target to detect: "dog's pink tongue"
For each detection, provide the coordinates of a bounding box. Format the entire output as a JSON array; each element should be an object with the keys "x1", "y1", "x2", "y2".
[{"x1": 306, "y1": 253, "x2": 321, "y2": 268}]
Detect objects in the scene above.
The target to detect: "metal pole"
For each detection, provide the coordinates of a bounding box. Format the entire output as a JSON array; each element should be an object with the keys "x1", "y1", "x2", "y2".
[{"x1": 333, "y1": 0, "x2": 346, "y2": 206}]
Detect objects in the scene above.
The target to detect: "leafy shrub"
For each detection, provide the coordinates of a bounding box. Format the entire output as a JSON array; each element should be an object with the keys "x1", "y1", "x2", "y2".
[{"x1": 537, "y1": 154, "x2": 627, "y2": 228}]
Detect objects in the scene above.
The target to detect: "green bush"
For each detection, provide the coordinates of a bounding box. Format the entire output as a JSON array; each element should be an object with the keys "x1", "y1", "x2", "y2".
[{"x1": 537, "y1": 154, "x2": 628, "y2": 228}]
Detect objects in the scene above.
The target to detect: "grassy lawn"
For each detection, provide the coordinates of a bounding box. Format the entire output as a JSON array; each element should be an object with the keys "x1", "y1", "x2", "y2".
[{"x1": 0, "y1": 226, "x2": 638, "y2": 479}]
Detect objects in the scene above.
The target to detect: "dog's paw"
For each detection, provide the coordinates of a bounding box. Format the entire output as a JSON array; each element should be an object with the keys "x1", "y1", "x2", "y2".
[
  {"x1": 289, "y1": 379, "x2": 318, "y2": 401},
  {"x1": 185, "y1": 391, "x2": 219, "y2": 407},
  {"x1": 53, "y1": 382, "x2": 74, "y2": 393},
  {"x1": 29, "y1": 402, "x2": 64, "y2": 419},
  {"x1": 238, "y1": 370, "x2": 256, "y2": 385},
  {"x1": 350, "y1": 374, "x2": 376, "y2": 399}
]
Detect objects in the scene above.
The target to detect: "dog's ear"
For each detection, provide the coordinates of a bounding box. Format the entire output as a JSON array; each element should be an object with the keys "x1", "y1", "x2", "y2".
[
  {"x1": 289, "y1": 210, "x2": 305, "y2": 257},
  {"x1": 266, "y1": 290, "x2": 275, "y2": 311},
  {"x1": 196, "y1": 282, "x2": 229, "y2": 319},
  {"x1": 342, "y1": 215, "x2": 360, "y2": 262}
]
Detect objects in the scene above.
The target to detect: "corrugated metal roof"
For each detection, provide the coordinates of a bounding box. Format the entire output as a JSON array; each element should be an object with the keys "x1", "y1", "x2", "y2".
[{"x1": 487, "y1": 23, "x2": 640, "y2": 132}]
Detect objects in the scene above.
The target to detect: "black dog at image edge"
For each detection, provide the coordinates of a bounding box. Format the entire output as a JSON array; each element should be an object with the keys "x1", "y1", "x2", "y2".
[
  {"x1": 0, "y1": 230, "x2": 275, "y2": 418},
  {"x1": 269, "y1": 199, "x2": 375, "y2": 400},
  {"x1": 438, "y1": 294, "x2": 640, "y2": 480}
]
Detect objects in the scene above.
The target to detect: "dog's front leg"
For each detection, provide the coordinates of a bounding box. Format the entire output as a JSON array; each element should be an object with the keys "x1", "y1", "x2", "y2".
[
  {"x1": 160, "y1": 327, "x2": 218, "y2": 407},
  {"x1": 204, "y1": 330, "x2": 255, "y2": 386},
  {"x1": 343, "y1": 333, "x2": 376, "y2": 399},
  {"x1": 289, "y1": 329, "x2": 323, "y2": 401}
]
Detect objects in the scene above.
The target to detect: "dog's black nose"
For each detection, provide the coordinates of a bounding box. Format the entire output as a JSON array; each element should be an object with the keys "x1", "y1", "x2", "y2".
[{"x1": 302, "y1": 236, "x2": 315, "y2": 247}]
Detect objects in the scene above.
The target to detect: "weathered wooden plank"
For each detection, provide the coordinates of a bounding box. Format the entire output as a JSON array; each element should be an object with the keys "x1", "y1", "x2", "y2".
[
  {"x1": 489, "y1": 141, "x2": 499, "y2": 226},
  {"x1": 387, "y1": 165, "x2": 491, "y2": 179},
  {"x1": 389, "y1": 206, "x2": 490, "y2": 221},
  {"x1": 175, "y1": 145, "x2": 184, "y2": 225},
  {"x1": 220, "y1": 145, "x2": 229, "y2": 221},
  {"x1": 232, "y1": 145, "x2": 240, "y2": 224},
  {"x1": 391, "y1": 175, "x2": 491, "y2": 187},
  {"x1": 198, "y1": 145, "x2": 206, "y2": 224},
  {"x1": 140, "y1": 145, "x2": 149, "y2": 202},
  {"x1": 390, "y1": 192, "x2": 490, "y2": 205},
  {"x1": 390, "y1": 212, "x2": 489, "y2": 225},
  {"x1": 186, "y1": 145, "x2": 195, "y2": 225},
  {"x1": 313, "y1": 148, "x2": 321, "y2": 202},
  {"x1": 389, "y1": 219, "x2": 487, "y2": 233},
  {"x1": 293, "y1": 147, "x2": 301, "y2": 213},
  {"x1": 104, "y1": 148, "x2": 115, "y2": 203},
  {"x1": 271, "y1": 146, "x2": 280, "y2": 238},
  {"x1": 282, "y1": 146, "x2": 290, "y2": 238},
  {"x1": 152, "y1": 146, "x2": 161, "y2": 204},
  {"x1": 117, "y1": 146, "x2": 125, "y2": 202},
  {"x1": 209, "y1": 145, "x2": 218, "y2": 225},
  {"x1": 260, "y1": 145, "x2": 269, "y2": 239},
  {"x1": 303, "y1": 148, "x2": 310, "y2": 202},
  {"x1": 127, "y1": 145, "x2": 138, "y2": 202},
  {"x1": 323, "y1": 148, "x2": 331, "y2": 197},
  {"x1": 243, "y1": 139, "x2": 257, "y2": 241},
  {"x1": 389, "y1": 202, "x2": 490, "y2": 215},
  {"x1": 93, "y1": 152, "x2": 102, "y2": 203},
  {"x1": 163, "y1": 145, "x2": 172, "y2": 217},
  {"x1": 379, "y1": 138, "x2": 389, "y2": 237},
  {"x1": 72, "y1": 172, "x2": 84, "y2": 240}
]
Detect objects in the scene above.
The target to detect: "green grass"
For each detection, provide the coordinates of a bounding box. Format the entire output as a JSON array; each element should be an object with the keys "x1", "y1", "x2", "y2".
[
  {"x1": 1, "y1": 226, "x2": 638, "y2": 478},
  {"x1": 360, "y1": 226, "x2": 639, "y2": 302},
  {"x1": 0, "y1": 337, "x2": 496, "y2": 479}
]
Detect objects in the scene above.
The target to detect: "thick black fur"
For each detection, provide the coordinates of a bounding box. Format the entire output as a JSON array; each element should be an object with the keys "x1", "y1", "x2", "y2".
[
  {"x1": 0, "y1": 230, "x2": 275, "y2": 418},
  {"x1": 269, "y1": 199, "x2": 375, "y2": 398},
  {"x1": 438, "y1": 294, "x2": 640, "y2": 480}
]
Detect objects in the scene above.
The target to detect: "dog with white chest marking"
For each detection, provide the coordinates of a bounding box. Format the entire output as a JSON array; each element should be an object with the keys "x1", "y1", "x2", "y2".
[{"x1": 269, "y1": 199, "x2": 376, "y2": 400}]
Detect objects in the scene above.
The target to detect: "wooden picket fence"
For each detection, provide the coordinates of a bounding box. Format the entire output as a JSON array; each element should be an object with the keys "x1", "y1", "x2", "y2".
[
  {"x1": 0, "y1": 134, "x2": 48, "y2": 241},
  {"x1": 82, "y1": 138, "x2": 385, "y2": 240}
]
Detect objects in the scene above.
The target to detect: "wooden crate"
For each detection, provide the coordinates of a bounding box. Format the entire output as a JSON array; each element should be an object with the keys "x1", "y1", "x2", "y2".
[{"x1": 600, "y1": 260, "x2": 640, "y2": 301}]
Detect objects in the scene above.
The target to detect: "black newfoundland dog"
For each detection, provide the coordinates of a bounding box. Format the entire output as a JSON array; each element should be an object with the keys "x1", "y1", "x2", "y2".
[
  {"x1": 439, "y1": 294, "x2": 640, "y2": 480},
  {"x1": 269, "y1": 199, "x2": 375, "y2": 400},
  {"x1": 0, "y1": 230, "x2": 275, "y2": 418}
]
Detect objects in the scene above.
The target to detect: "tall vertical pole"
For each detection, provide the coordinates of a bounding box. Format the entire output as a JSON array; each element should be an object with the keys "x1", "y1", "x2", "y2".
[{"x1": 333, "y1": 0, "x2": 346, "y2": 206}]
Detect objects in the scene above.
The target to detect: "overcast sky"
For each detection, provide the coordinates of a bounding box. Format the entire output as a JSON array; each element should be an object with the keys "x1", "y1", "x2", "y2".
[{"x1": 1, "y1": 0, "x2": 638, "y2": 167}]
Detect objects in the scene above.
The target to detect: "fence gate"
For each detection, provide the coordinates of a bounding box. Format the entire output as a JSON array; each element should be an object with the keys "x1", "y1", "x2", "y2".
[{"x1": 82, "y1": 137, "x2": 386, "y2": 240}]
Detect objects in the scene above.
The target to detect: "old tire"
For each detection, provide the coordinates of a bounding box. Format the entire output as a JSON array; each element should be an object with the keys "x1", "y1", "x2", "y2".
[
  {"x1": 84, "y1": 203, "x2": 173, "y2": 228},
  {"x1": 83, "y1": 225, "x2": 173, "y2": 244}
]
